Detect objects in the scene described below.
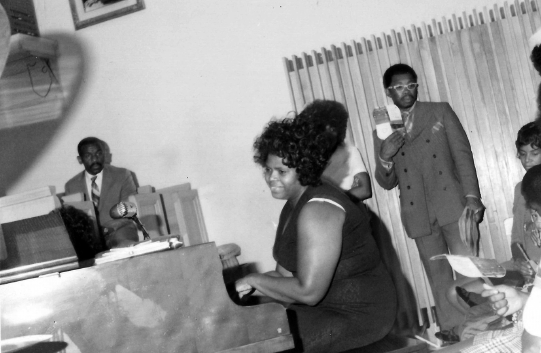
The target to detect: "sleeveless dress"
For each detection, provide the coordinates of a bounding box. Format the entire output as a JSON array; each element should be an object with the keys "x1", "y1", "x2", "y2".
[{"x1": 273, "y1": 183, "x2": 397, "y2": 353}]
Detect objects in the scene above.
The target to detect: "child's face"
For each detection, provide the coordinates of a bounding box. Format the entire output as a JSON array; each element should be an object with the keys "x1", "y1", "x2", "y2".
[
  {"x1": 518, "y1": 144, "x2": 541, "y2": 171},
  {"x1": 530, "y1": 202, "x2": 541, "y2": 218}
]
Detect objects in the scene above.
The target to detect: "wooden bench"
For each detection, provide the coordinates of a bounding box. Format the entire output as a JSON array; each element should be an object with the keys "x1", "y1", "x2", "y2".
[{"x1": 341, "y1": 334, "x2": 428, "y2": 353}]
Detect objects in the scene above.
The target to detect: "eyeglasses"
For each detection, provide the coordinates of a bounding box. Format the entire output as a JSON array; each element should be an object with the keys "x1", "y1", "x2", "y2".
[{"x1": 388, "y1": 83, "x2": 419, "y2": 92}]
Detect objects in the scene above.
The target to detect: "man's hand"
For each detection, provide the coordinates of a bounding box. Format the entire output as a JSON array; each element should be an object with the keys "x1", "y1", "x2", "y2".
[
  {"x1": 466, "y1": 196, "x2": 485, "y2": 223},
  {"x1": 481, "y1": 283, "x2": 529, "y2": 317},
  {"x1": 379, "y1": 131, "x2": 405, "y2": 161}
]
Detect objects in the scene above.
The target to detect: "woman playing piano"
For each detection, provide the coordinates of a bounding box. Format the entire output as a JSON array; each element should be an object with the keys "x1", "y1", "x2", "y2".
[{"x1": 236, "y1": 117, "x2": 397, "y2": 352}]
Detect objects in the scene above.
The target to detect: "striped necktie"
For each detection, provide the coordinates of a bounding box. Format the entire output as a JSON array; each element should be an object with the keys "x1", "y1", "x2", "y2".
[
  {"x1": 91, "y1": 176, "x2": 100, "y2": 207},
  {"x1": 402, "y1": 110, "x2": 413, "y2": 135}
]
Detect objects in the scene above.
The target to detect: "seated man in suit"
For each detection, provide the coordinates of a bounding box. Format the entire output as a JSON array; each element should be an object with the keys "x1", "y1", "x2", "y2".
[{"x1": 65, "y1": 137, "x2": 138, "y2": 247}]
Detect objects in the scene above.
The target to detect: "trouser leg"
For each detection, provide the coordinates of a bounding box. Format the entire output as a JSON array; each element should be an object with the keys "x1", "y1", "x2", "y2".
[
  {"x1": 441, "y1": 221, "x2": 472, "y2": 281},
  {"x1": 442, "y1": 221, "x2": 472, "y2": 256},
  {"x1": 414, "y1": 222, "x2": 465, "y2": 331}
]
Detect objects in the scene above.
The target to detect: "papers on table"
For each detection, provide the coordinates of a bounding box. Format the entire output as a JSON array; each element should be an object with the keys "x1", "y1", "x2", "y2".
[{"x1": 95, "y1": 237, "x2": 183, "y2": 265}]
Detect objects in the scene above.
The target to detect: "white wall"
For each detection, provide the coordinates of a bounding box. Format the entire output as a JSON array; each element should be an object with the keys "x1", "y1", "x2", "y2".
[{"x1": 9, "y1": 0, "x2": 504, "y2": 271}]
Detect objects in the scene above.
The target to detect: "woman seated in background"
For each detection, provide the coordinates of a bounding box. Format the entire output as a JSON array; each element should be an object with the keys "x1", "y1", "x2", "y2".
[
  {"x1": 235, "y1": 117, "x2": 397, "y2": 353},
  {"x1": 295, "y1": 100, "x2": 372, "y2": 203}
]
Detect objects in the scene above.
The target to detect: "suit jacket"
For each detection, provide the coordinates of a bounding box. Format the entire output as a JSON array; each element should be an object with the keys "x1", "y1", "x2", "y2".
[
  {"x1": 65, "y1": 164, "x2": 137, "y2": 225},
  {"x1": 373, "y1": 101, "x2": 481, "y2": 238}
]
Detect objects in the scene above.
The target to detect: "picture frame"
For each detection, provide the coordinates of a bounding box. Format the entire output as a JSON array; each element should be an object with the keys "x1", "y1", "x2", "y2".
[{"x1": 69, "y1": 0, "x2": 145, "y2": 30}]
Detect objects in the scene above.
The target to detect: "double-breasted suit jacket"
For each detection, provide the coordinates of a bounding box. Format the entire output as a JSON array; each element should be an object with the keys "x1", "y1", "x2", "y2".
[
  {"x1": 373, "y1": 101, "x2": 481, "y2": 239},
  {"x1": 65, "y1": 164, "x2": 137, "y2": 226}
]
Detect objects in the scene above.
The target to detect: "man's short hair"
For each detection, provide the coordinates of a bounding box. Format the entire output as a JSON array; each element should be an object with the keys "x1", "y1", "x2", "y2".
[
  {"x1": 383, "y1": 64, "x2": 418, "y2": 88},
  {"x1": 77, "y1": 137, "x2": 102, "y2": 156},
  {"x1": 516, "y1": 121, "x2": 541, "y2": 151},
  {"x1": 522, "y1": 164, "x2": 541, "y2": 205}
]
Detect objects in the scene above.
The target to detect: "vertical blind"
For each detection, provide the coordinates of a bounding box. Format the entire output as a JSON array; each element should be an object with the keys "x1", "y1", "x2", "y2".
[{"x1": 283, "y1": 0, "x2": 540, "y2": 331}]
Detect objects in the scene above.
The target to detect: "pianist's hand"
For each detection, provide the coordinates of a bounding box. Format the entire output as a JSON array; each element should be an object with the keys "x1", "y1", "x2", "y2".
[{"x1": 235, "y1": 280, "x2": 255, "y2": 299}]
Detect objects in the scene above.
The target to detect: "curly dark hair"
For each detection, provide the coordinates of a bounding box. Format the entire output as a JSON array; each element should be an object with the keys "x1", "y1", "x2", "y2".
[
  {"x1": 531, "y1": 46, "x2": 541, "y2": 74},
  {"x1": 522, "y1": 164, "x2": 541, "y2": 205},
  {"x1": 516, "y1": 121, "x2": 541, "y2": 151},
  {"x1": 59, "y1": 205, "x2": 104, "y2": 260},
  {"x1": 253, "y1": 118, "x2": 337, "y2": 187},
  {"x1": 383, "y1": 63, "x2": 417, "y2": 88},
  {"x1": 296, "y1": 100, "x2": 349, "y2": 144},
  {"x1": 532, "y1": 46, "x2": 541, "y2": 120}
]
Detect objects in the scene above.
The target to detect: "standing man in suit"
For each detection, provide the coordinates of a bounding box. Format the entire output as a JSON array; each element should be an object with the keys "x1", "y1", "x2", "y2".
[
  {"x1": 373, "y1": 64, "x2": 485, "y2": 341},
  {"x1": 65, "y1": 137, "x2": 137, "y2": 227}
]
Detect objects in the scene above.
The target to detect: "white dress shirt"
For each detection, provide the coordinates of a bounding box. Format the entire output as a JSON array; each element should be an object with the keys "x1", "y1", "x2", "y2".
[{"x1": 85, "y1": 170, "x2": 103, "y2": 200}]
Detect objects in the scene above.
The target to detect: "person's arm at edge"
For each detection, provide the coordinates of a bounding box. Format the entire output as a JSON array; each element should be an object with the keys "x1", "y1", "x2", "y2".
[
  {"x1": 508, "y1": 185, "x2": 535, "y2": 278},
  {"x1": 119, "y1": 170, "x2": 137, "y2": 202},
  {"x1": 237, "y1": 264, "x2": 292, "y2": 298},
  {"x1": 347, "y1": 147, "x2": 372, "y2": 202},
  {"x1": 348, "y1": 172, "x2": 372, "y2": 202},
  {"x1": 265, "y1": 264, "x2": 293, "y2": 278},
  {"x1": 511, "y1": 183, "x2": 526, "y2": 260},
  {"x1": 441, "y1": 103, "x2": 484, "y2": 218},
  {"x1": 236, "y1": 201, "x2": 344, "y2": 305},
  {"x1": 372, "y1": 130, "x2": 399, "y2": 190},
  {"x1": 441, "y1": 102, "x2": 481, "y2": 198},
  {"x1": 522, "y1": 330, "x2": 541, "y2": 353}
]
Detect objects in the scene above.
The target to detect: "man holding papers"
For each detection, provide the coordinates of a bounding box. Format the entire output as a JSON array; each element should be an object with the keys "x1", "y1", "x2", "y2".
[{"x1": 372, "y1": 63, "x2": 485, "y2": 341}]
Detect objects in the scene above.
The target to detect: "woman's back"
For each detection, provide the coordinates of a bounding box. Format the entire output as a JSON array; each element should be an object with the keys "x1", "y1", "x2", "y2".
[{"x1": 273, "y1": 182, "x2": 397, "y2": 352}]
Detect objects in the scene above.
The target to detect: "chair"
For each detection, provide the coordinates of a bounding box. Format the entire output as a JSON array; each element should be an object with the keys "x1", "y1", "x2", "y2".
[
  {"x1": 217, "y1": 243, "x2": 242, "y2": 284},
  {"x1": 136, "y1": 185, "x2": 154, "y2": 194},
  {"x1": 60, "y1": 192, "x2": 84, "y2": 203},
  {"x1": 170, "y1": 189, "x2": 208, "y2": 246},
  {"x1": 156, "y1": 183, "x2": 191, "y2": 194},
  {"x1": 217, "y1": 242, "x2": 255, "y2": 306},
  {"x1": 156, "y1": 183, "x2": 192, "y2": 236},
  {"x1": 126, "y1": 183, "x2": 208, "y2": 246}
]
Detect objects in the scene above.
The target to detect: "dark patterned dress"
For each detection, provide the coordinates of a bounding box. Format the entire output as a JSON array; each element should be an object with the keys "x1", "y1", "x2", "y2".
[{"x1": 273, "y1": 183, "x2": 397, "y2": 353}]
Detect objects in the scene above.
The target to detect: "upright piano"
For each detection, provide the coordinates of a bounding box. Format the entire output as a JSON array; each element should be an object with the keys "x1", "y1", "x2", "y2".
[{"x1": 0, "y1": 242, "x2": 295, "y2": 353}]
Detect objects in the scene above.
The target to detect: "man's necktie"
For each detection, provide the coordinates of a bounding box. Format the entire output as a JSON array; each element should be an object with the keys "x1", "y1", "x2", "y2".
[
  {"x1": 402, "y1": 111, "x2": 413, "y2": 135},
  {"x1": 91, "y1": 176, "x2": 100, "y2": 207}
]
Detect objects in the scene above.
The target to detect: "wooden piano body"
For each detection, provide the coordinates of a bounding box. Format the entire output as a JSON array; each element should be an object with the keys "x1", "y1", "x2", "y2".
[{"x1": 0, "y1": 243, "x2": 294, "y2": 353}]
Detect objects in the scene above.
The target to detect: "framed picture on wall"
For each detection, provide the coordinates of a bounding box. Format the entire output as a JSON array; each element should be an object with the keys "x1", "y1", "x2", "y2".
[{"x1": 69, "y1": 0, "x2": 145, "y2": 30}]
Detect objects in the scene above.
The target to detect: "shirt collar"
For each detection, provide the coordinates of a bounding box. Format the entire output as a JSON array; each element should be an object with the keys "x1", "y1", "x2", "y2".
[
  {"x1": 85, "y1": 169, "x2": 103, "y2": 183},
  {"x1": 400, "y1": 101, "x2": 417, "y2": 115}
]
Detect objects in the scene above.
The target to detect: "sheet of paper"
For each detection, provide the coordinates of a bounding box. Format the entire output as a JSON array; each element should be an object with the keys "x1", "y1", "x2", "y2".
[
  {"x1": 1, "y1": 335, "x2": 52, "y2": 353},
  {"x1": 374, "y1": 104, "x2": 405, "y2": 139},
  {"x1": 431, "y1": 254, "x2": 506, "y2": 278}
]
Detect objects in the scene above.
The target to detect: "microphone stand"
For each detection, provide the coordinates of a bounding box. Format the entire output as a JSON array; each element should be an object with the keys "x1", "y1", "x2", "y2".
[
  {"x1": 130, "y1": 215, "x2": 151, "y2": 240},
  {"x1": 110, "y1": 202, "x2": 151, "y2": 241}
]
